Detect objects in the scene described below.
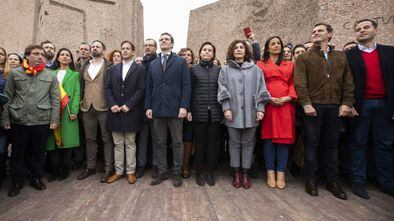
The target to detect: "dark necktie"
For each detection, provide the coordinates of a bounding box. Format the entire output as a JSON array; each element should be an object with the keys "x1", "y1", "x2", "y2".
[{"x1": 162, "y1": 54, "x2": 168, "y2": 72}]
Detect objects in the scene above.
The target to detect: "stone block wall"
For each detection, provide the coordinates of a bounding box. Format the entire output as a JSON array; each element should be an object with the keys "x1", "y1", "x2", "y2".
[
  {"x1": 187, "y1": 0, "x2": 394, "y2": 62},
  {"x1": 0, "y1": 0, "x2": 144, "y2": 57}
]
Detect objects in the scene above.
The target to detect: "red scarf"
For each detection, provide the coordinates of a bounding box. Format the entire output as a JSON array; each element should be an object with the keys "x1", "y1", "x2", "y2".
[{"x1": 22, "y1": 59, "x2": 46, "y2": 76}]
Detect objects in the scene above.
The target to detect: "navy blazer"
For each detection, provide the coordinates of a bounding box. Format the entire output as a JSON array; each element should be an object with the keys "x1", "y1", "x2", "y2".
[
  {"x1": 105, "y1": 61, "x2": 146, "y2": 132},
  {"x1": 346, "y1": 44, "x2": 394, "y2": 115},
  {"x1": 145, "y1": 52, "x2": 191, "y2": 118}
]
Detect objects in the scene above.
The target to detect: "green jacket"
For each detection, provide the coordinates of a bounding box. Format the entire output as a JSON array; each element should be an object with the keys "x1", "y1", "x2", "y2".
[
  {"x1": 1, "y1": 67, "x2": 60, "y2": 126},
  {"x1": 47, "y1": 67, "x2": 80, "y2": 150}
]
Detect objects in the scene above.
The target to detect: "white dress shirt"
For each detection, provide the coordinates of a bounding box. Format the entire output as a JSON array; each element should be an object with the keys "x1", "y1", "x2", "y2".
[
  {"x1": 358, "y1": 42, "x2": 377, "y2": 53},
  {"x1": 161, "y1": 51, "x2": 171, "y2": 64},
  {"x1": 88, "y1": 58, "x2": 104, "y2": 80},
  {"x1": 122, "y1": 60, "x2": 133, "y2": 81}
]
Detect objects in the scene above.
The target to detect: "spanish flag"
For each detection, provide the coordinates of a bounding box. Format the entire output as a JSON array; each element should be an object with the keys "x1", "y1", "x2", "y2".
[{"x1": 54, "y1": 84, "x2": 70, "y2": 147}]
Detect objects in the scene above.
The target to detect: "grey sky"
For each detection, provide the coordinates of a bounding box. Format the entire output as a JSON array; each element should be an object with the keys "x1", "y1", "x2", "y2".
[{"x1": 140, "y1": 0, "x2": 218, "y2": 53}]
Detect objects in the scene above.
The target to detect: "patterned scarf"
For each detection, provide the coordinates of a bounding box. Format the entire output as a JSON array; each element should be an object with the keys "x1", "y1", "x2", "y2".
[{"x1": 22, "y1": 59, "x2": 46, "y2": 76}]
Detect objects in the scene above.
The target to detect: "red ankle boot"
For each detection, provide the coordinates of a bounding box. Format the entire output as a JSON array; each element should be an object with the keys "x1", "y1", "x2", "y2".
[
  {"x1": 242, "y1": 172, "x2": 251, "y2": 189},
  {"x1": 232, "y1": 172, "x2": 241, "y2": 188}
]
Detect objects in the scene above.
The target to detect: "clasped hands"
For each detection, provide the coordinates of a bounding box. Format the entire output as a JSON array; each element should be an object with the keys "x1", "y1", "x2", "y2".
[
  {"x1": 111, "y1": 105, "x2": 130, "y2": 113},
  {"x1": 269, "y1": 96, "x2": 292, "y2": 106}
]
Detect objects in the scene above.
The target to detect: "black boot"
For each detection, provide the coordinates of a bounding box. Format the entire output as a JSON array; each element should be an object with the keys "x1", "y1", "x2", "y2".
[
  {"x1": 58, "y1": 165, "x2": 70, "y2": 181},
  {"x1": 47, "y1": 165, "x2": 59, "y2": 182},
  {"x1": 0, "y1": 153, "x2": 7, "y2": 188}
]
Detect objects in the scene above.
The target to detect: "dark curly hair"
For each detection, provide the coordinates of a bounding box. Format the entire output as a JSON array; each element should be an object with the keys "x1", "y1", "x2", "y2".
[{"x1": 225, "y1": 40, "x2": 252, "y2": 62}]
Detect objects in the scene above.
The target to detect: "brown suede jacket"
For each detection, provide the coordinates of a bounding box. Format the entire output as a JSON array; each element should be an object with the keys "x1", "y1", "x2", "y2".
[{"x1": 294, "y1": 45, "x2": 355, "y2": 107}]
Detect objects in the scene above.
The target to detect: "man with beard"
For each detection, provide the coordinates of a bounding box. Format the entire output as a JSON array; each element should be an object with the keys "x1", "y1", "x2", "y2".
[
  {"x1": 135, "y1": 38, "x2": 158, "y2": 178},
  {"x1": 346, "y1": 19, "x2": 394, "y2": 198},
  {"x1": 41, "y1": 40, "x2": 56, "y2": 68},
  {"x1": 77, "y1": 40, "x2": 114, "y2": 183}
]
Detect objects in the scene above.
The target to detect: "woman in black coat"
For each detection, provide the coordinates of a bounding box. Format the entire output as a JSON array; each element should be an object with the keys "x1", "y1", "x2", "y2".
[{"x1": 188, "y1": 42, "x2": 222, "y2": 186}]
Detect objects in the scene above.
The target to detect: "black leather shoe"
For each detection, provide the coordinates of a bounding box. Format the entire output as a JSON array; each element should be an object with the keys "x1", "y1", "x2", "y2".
[
  {"x1": 101, "y1": 170, "x2": 113, "y2": 183},
  {"x1": 71, "y1": 161, "x2": 82, "y2": 171},
  {"x1": 196, "y1": 173, "x2": 205, "y2": 186},
  {"x1": 30, "y1": 179, "x2": 46, "y2": 191},
  {"x1": 151, "y1": 166, "x2": 158, "y2": 178},
  {"x1": 77, "y1": 169, "x2": 96, "y2": 180},
  {"x1": 151, "y1": 173, "x2": 168, "y2": 186},
  {"x1": 326, "y1": 181, "x2": 347, "y2": 200},
  {"x1": 206, "y1": 173, "x2": 216, "y2": 186},
  {"x1": 173, "y1": 174, "x2": 183, "y2": 187},
  {"x1": 8, "y1": 183, "x2": 23, "y2": 197},
  {"x1": 305, "y1": 180, "x2": 318, "y2": 196},
  {"x1": 351, "y1": 183, "x2": 369, "y2": 199},
  {"x1": 135, "y1": 166, "x2": 145, "y2": 178}
]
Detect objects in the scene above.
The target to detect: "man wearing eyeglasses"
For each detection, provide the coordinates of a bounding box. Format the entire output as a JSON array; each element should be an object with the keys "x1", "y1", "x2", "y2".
[{"x1": 136, "y1": 38, "x2": 159, "y2": 179}]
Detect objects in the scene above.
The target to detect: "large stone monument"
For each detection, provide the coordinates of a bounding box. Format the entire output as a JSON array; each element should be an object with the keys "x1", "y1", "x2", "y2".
[
  {"x1": 0, "y1": 0, "x2": 144, "y2": 57},
  {"x1": 187, "y1": 0, "x2": 394, "y2": 61}
]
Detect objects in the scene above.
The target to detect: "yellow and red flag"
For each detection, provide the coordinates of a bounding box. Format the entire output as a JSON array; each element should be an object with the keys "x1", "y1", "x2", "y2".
[{"x1": 54, "y1": 84, "x2": 70, "y2": 147}]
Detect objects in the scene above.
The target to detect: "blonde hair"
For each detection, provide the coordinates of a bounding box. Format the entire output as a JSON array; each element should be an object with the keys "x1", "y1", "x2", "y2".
[{"x1": 0, "y1": 47, "x2": 11, "y2": 79}]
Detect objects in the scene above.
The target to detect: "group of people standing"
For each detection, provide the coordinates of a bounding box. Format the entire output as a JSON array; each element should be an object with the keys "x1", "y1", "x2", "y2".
[{"x1": 0, "y1": 18, "x2": 392, "y2": 201}]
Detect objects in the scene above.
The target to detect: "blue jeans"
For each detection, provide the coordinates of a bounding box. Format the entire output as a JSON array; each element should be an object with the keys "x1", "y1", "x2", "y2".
[
  {"x1": 263, "y1": 139, "x2": 289, "y2": 172},
  {"x1": 349, "y1": 99, "x2": 394, "y2": 189}
]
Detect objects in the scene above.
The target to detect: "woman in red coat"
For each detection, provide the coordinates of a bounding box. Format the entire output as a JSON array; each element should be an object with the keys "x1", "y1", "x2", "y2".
[{"x1": 257, "y1": 36, "x2": 297, "y2": 189}]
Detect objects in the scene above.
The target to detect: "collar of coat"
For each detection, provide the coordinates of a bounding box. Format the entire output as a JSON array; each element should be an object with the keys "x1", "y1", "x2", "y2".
[{"x1": 227, "y1": 60, "x2": 254, "y2": 69}]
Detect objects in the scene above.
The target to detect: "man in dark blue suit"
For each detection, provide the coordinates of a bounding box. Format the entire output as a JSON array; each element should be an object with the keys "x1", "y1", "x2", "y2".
[
  {"x1": 346, "y1": 19, "x2": 394, "y2": 199},
  {"x1": 145, "y1": 33, "x2": 191, "y2": 187}
]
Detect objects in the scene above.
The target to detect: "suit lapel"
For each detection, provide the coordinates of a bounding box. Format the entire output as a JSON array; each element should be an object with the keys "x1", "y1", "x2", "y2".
[
  {"x1": 377, "y1": 44, "x2": 388, "y2": 79},
  {"x1": 164, "y1": 52, "x2": 176, "y2": 72},
  {"x1": 351, "y1": 47, "x2": 366, "y2": 72},
  {"x1": 124, "y1": 61, "x2": 137, "y2": 82},
  {"x1": 155, "y1": 54, "x2": 164, "y2": 78},
  {"x1": 117, "y1": 63, "x2": 123, "y2": 83}
]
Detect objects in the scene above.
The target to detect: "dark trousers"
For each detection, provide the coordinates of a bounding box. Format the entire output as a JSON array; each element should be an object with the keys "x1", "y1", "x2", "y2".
[
  {"x1": 137, "y1": 120, "x2": 157, "y2": 167},
  {"x1": 82, "y1": 108, "x2": 114, "y2": 172},
  {"x1": 51, "y1": 148, "x2": 73, "y2": 169},
  {"x1": 153, "y1": 118, "x2": 183, "y2": 175},
  {"x1": 303, "y1": 104, "x2": 341, "y2": 182},
  {"x1": 73, "y1": 118, "x2": 85, "y2": 163},
  {"x1": 349, "y1": 99, "x2": 394, "y2": 189},
  {"x1": 10, "y1": 124, "x2": 50, "y2": 184},
  {"x1": 193, "y1": 122, "x2": 220, "y2": 174}
]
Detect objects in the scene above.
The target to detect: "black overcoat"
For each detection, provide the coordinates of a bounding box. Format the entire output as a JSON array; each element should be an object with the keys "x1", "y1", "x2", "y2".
[
  {"x1": 105, "y1": 61, "x2": 146, "y2": 132},
  {"x1": 346, "y1": 44, "x2": 394, "y2": 115}
]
